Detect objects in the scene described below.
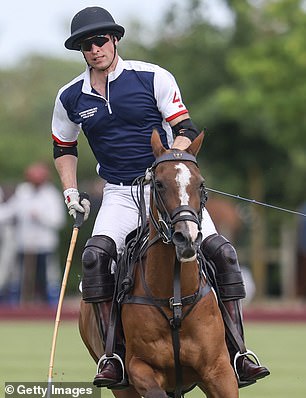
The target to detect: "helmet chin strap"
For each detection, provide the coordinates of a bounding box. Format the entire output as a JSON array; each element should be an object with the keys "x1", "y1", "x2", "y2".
[{"x1": 109, "y1": 35, "x2": 117, "y2": 68}]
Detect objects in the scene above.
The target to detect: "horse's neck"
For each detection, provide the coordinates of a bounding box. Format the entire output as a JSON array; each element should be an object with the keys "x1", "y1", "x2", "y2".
[{"x1": 144, "y1": 239, "x2": 200, "y2": 298}]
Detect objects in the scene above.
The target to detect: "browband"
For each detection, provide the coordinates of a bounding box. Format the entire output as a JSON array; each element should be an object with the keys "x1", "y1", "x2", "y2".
[{"x1": 152, "y1": 150, "x2": 198, "y2": 169}]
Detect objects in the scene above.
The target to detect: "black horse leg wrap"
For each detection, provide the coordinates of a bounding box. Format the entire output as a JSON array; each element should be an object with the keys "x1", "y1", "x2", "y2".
[
  {"x1": 201, "y1": 233, "x2": 246, "y2": 301},
  {"x1": 81, "y1": 235, "x2": 117, "y2": 303}
]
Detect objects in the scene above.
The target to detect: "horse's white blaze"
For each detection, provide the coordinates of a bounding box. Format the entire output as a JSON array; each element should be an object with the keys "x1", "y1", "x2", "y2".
[
  {"x1": 175, "y1": 163, "x2": 199, "y2": 242},
  {"x1": 175, "y1": 163, "x2": 190, "y2": 205}
]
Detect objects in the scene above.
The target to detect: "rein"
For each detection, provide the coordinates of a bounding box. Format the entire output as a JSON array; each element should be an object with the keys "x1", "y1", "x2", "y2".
[{"x1": 206, "y1": 187, "x2": 306, "y2": 218}]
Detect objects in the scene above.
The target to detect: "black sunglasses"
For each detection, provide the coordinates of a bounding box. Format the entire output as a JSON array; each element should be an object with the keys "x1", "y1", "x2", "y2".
[{"x1": 80, "y1": 35, "x2": 110, "y2": 52}]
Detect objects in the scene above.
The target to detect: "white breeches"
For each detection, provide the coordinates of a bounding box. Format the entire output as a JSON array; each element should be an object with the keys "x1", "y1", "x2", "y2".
[{"x1": 92, "y1": 183, "x2": 217, "y2": 256}]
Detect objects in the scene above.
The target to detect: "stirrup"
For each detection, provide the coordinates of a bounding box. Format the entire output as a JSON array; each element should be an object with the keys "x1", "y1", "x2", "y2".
[
  {"x1": 97, "y1": 353, "x2": 128, "y2": 389},
  {"x1": 233, "y1": 349, "x2": 261, "y2": 382}
]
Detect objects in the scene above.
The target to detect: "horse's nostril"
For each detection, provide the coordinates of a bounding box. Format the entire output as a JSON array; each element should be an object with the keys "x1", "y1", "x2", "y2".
[{"x1": 172, "y1": 231, "x2": 187, "y2": 246}]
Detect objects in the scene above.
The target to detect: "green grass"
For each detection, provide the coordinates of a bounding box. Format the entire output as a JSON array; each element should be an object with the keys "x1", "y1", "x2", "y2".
[{"x1": 0, "y1": 321, "x2": 305, "y2": 397}]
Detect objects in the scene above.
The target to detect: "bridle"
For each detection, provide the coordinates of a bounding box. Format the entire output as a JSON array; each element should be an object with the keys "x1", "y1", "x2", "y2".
[{"x1": 148, "y1": 150, "x2": 207, "y2": 244}]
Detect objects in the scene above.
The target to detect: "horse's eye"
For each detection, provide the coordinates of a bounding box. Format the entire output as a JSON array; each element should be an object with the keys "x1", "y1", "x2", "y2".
[{"x1": 155, "y1": 180, "x2": 164, "y2": 191}]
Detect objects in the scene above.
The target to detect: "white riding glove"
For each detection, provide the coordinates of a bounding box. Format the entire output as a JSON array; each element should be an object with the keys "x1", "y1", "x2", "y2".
[{"x1": 63, "y1": 188, "x2": 90, "y2": 221}]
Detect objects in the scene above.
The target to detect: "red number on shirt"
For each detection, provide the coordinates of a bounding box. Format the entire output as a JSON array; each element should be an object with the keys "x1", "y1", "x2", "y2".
[{"x1": 172, "y1": 92, "x2": 184, "y2": 108}]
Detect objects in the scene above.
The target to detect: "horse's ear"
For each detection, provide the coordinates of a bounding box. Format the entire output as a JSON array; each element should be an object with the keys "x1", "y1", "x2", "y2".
[
  {"x1": 187, "y1": 131, "x2": 205, "y2": 156},
  {"x1": 151, "y1": 128, "x2": 166, "y2": 158}
]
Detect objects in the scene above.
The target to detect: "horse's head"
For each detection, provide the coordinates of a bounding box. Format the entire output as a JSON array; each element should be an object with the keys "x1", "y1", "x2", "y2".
[{"x1": 149, "y1": 129, "x2": 207, "y2": 262}]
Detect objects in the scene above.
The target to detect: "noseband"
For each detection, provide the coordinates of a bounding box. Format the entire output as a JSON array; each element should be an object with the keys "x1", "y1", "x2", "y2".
[{"x1": 148, "y1": 150, "x2": 207, "y2": 244}]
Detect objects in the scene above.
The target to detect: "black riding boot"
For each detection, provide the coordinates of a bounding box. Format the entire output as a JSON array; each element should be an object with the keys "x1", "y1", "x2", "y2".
[
  {"x1": 201, "y1": 234, "x2": 270, "y2": 388},
  {"x1": 223, "y1": 299, "x2": 270, "y2": 387},
  {"x1": 82, "y1": 235, "x2": 126, "y2": 388},
  {"x1": 92, "y1": 301, "x2": 127, "y2": 388}
]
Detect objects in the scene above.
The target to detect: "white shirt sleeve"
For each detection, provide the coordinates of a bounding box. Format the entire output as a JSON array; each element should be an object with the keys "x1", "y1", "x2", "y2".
[
  {"x1": 154, "y1": 66, "x2": 188, "y2": 122},
  {"x1": 51, "y1": 92, "x2": 81, "y2": 145}
]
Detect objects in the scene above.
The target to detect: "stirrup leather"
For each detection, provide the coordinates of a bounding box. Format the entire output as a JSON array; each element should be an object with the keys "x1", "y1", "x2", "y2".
[{"x1": 233, "y1": 349, "x2": 261, "y2": 382}]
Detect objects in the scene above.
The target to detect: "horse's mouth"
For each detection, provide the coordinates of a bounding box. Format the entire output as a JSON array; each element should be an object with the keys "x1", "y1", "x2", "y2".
[
  {"x1": 172, "y1": 229, "x2": 202, "y2": 262},
  {"x1": 175, "y1": 246, "x2": 197, "y2": 263}
]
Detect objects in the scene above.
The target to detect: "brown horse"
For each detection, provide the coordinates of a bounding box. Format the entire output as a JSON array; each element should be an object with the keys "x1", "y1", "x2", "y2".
[{"x1": 79, "y1": 130, "x2": 238, "y2": 398}]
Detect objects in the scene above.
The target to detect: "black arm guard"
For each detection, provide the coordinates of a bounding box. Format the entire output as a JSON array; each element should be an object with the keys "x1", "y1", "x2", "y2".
[
  {"x1": 53, "y1": 141, "x2": 78, "y2": 159},
  {"x1": 171, "y1": 118, "x2": 200, "y2": 142}
]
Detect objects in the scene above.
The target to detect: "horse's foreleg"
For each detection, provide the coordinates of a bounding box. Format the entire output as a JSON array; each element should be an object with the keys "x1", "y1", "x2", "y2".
[
  {"x1": 144, "y1": 388, "x2": 168, "y2": 398},
  {"x1": 197, "y1": 363, "x2": 238, "y2": 398},
  {"x1": 111, "y1": 386, "x2": 141, "y2": 398},
  {"x1": 79, "y1": 300, "x2": 103, "y2": 363},
  {"x1": 127, "y1": 357, "x2": 167, "y2": 398}
]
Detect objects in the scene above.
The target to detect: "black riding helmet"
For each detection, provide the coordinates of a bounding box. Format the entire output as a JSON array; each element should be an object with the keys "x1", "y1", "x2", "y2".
[{"x1": 65, "y1": 7, "x2": 125, "y2": 51}]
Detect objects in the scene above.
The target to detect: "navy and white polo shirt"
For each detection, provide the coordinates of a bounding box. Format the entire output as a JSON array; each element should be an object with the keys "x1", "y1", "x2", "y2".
[{"x1": 52, "y1": 57, "x2": 188, "y2": 184}]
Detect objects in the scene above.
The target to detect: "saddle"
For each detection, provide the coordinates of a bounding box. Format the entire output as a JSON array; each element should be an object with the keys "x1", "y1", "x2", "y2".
[{"x1": 116, "y1": 225, "x2": 149, "y2": 303}]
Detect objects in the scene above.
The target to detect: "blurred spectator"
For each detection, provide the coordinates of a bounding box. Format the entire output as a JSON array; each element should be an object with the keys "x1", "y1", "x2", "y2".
[
  {"x1": 0, "y1": 162, "x2": 66, "y2": 306},
  {"x1": 296, "y1": 202, "x2": 306, "y2": 298},
  {"x1": 0, "y1": 187, "x2": 17, "y2": 301}
]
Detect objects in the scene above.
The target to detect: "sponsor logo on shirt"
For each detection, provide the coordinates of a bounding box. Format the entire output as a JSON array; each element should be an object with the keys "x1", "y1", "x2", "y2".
[{"x1": 79, "y1": 107, "x2": 98, "y2": 119}]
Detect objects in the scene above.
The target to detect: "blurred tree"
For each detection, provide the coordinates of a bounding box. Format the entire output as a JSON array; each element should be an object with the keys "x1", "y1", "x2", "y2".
[
  {"x1": 219, "y1": 0, "x2": 306, "y2": 203},
  {"x1": 215, "y1": 0, "x2": 306, "y2": 294}
]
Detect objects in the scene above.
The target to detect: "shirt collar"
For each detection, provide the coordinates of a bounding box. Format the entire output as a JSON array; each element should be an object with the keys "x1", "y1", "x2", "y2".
[{"x1": 82, "y1": 57, "x2": 125, "y2": 95}]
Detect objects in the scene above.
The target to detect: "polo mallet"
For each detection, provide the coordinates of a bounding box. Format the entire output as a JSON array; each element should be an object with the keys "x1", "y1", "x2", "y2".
[{"x1": 47, "y1": 192, "x2": 89, "y2": 394}]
